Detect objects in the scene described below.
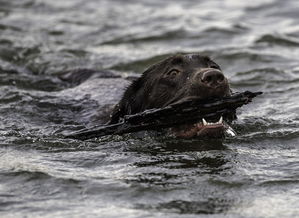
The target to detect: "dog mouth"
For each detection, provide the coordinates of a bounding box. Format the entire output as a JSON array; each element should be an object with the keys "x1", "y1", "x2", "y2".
[{"x1": 171, "y1": 116, "x2": 236, "y2": 139}]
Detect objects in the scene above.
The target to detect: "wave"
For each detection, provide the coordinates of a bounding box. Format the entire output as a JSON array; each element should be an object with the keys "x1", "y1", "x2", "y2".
[{"x1": 255, "y1": 34, "x2": 299, "y2": 46}]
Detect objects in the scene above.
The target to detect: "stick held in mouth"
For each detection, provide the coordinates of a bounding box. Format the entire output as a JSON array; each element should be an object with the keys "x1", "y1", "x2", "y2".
[{"x1": 64, "y1": 91, "x2": 262, "y2": 140}]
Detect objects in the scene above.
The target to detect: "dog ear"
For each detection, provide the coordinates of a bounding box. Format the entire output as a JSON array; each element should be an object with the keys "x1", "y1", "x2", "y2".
[
  {"x1": 108, "y1": 59, "x2": 164, "y2": 124},
  {"x1": 108, "y1": 77, "x2": 145, "y2": 124}
]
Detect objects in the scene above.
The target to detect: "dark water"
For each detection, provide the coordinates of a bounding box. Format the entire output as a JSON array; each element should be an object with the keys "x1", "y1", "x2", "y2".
[{"x1": 1, "y1": 0, "x2": 299, "y2": 217}]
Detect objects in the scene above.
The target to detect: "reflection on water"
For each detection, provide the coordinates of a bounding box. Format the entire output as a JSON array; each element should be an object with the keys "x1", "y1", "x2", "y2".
[{"x1": 0, "y1": 0, "x2": 299, "y2": 217}]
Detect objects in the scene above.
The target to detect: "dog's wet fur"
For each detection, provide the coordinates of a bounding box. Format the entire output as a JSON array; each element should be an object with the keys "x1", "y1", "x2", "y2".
[{"x1": 107, "y1": 54, "x2": 234, "y2": 138}]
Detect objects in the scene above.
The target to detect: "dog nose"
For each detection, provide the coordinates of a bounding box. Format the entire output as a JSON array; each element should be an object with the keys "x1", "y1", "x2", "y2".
[{"x1": 200, "y1": 69, "x2": 225, "y2": 87}]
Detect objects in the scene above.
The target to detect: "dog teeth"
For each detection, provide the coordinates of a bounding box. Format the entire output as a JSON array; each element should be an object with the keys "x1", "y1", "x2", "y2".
[
  {"x1": 225, "y1": 126, "x2": 237, "y2": 137},
  {"x1": 202, "y1": 117, "x2": 223, "y2": 126},
  {"x1": 218, "y1": 116, "x2": 223, "y2": 124}
]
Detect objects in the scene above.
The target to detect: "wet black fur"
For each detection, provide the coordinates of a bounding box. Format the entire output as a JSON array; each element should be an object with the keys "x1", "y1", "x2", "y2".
[{"x1": 109, "y1": 54, "x2": 229, "y2": 124}]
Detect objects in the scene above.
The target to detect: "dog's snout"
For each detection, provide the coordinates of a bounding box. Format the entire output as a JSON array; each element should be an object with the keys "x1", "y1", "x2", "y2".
[{"x1": 198, "y1": 69, "x2": 225, "y2": 88}]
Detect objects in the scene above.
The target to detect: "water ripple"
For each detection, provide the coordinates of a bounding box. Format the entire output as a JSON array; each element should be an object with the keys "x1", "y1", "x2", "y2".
[{"x1": 1, "y1": 0, "x2": 299, "y2": 217}]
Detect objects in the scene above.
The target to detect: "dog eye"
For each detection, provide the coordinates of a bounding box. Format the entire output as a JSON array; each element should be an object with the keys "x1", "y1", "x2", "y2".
[{"x1": 167, "y1": 69, "x2": 180, "y2": 77}]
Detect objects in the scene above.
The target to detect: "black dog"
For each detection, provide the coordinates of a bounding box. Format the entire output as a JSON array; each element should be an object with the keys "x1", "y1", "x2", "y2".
[{"x1": 109, "y1": 54, "x2": 233, "y2": 138}]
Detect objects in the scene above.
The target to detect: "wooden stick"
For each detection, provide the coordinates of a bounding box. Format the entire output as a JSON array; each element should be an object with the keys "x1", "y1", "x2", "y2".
[{"x1": 65, "y1": 91, "x2": 262, "y2": 140}]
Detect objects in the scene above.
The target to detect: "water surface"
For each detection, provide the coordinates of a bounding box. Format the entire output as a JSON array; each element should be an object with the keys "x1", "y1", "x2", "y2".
[{"x1": 0, "y1": 0, "x2": 299, "y2": 217}]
